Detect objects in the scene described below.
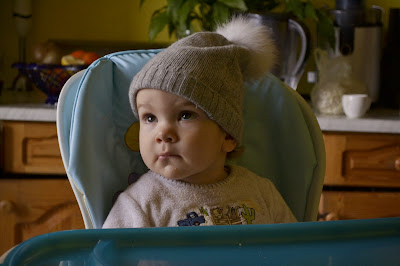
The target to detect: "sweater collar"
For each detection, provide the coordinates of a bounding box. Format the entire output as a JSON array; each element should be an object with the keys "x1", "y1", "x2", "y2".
[{"x1": 149, "y1": 165, "x2": 238, "y2": 189}]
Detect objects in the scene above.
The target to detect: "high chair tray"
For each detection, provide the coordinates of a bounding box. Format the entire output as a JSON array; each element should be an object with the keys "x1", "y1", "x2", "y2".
[{"x1": 2, "y1": 218, "x2": 399, "y2": 265}]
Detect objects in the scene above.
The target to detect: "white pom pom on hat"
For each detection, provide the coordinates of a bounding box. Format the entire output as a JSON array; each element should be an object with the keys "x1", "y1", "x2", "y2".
[{"x1": 216, "y1": 15, "x2": 277, "y2": 81}]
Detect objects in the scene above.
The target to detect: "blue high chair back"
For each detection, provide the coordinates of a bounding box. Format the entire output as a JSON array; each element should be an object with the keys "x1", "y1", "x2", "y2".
[{"x1": 57, "y1": 50, "x2": 325, "y2": 229}]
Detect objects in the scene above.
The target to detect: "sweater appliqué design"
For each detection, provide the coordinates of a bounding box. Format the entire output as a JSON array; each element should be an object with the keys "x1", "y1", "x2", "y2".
[
  {"x1": 177, "y1": 212, "x2": 206, "y2": 226},
  {"x1": 177, "y1": 203, "x2": 256, "y2": 226}
]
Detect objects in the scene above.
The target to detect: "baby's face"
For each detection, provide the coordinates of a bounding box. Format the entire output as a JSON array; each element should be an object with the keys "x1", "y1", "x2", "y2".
[{"x1": 136, "y1": 89, "x2": 236, "y2": 184}]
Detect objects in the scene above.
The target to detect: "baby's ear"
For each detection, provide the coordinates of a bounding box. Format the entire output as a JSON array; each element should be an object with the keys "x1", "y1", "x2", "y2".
[{"x1": 222, "y1": 134, "x2": 237, "y2": 153}]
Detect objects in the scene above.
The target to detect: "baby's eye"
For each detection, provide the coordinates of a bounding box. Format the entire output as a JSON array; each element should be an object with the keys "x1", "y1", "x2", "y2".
[
  {"x1": 143, "y1": 114, "x2": 157, "y2": 123},
  {"x1": 180, "y1": 111, "x2": 196, "y2": 121}
]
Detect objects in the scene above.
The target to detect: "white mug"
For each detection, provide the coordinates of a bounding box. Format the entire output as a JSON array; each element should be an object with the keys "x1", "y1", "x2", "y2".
[{"x1": 342, "y1": 94, "x2": 371, "y2": 118}]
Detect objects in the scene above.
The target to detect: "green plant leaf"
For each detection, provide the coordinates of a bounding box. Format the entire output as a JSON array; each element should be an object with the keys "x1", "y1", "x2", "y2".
[
  {"x1": 167, "y1": 0, "x2": 185, "y2": 23},
  {"x1": 212, "y1": 2, "x2": 231, "y2": 27},
  {"x1": 285, "y1": 0, "x2": 305, "y2": 20},
  {"x1": 199, "y1": 2, "x2": 211, "y2": 16},
  {"x1": 139, "y1": 0, "x2": 146, "y2": 8},
  {"x1": 151, "y1": 6, "x2": 167, "y2": 17},
  {"x1": 176, "y1": 0, "x2": 197, "y2": 35},
  {"x1": 177, "y1": 0, "x2": 197, "y2": 22},
  {"x1": 304, "y1": 2, "x2": 318, "y2": 20},
  {"x1": 218, "y1": 0, "x2": 247, "y2": 11},
  {"x1": 144, "y1": 0, "x2": 335, "y2": 47},
  {"x1": 246, "y1": 0, "x2": 279, "y2": 12},
  {"x1": 316, "y1": 9, "x2": 335, "y2": 49},
  {"x1": 149, "y1": 10, "x2": 170, "y2": 42},
  {"x1": 168, "y1": 22, "x2": 176, "y2": 38}
]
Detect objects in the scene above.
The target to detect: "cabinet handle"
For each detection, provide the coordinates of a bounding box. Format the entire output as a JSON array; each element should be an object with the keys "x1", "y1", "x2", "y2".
[
  {"x1": 0, "y1": 200, "x2": 15, "y2": 213},
  {"x1": 395, "y1": 157, "x2": 400, "y2": 171},
  {"x1": 318, "y1": 212, "x2": 339, "y2": 221}
]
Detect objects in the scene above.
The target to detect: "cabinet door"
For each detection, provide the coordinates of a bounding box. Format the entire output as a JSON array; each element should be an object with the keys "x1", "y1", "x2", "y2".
[
  {"x1": 0, "y1": 179, "x2": 84, "y2": 255},
  {"x1": 323, "y1": 132, "x2": 400, "y2": 188},
  {"x1": 2, "y1": 121, "x2": 65, "y2": 174},
  {"x1": 319, "y1": 191, "x2": 400, "y2": 220}
]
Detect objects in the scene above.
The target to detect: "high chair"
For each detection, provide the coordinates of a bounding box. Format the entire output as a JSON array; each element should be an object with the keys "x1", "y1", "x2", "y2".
[
  {"x1": 55, "y1": 49, "x2": 325, "y2": 228},
  {"x1": 2, "y1": 50, "x2": 400, "y2": 266}
]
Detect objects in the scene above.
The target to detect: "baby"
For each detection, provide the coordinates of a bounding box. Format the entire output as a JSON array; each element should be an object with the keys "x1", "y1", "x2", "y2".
[{"x1": 103, "y1": 16, "x2": 296, "y2": 228}]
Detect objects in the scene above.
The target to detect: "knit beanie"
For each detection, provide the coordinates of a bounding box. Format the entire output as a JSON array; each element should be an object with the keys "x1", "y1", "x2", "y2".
[{"x1": 129, "y1": 16, "x2": 276, "y2": 143}]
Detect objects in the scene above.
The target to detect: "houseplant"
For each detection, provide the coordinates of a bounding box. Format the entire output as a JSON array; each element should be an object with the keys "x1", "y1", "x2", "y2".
[{"x1": 141, "y1": 0, "x2": 334, "y2": 47}]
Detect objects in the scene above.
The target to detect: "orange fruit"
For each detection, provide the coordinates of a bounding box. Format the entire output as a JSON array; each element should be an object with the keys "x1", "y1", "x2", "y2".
[
  {"x1": 71, "y1": 50, "x2": 86, "y2": 59},
  {"x1": 82, "y1": 52, "x2": 100, "y2": 64}
]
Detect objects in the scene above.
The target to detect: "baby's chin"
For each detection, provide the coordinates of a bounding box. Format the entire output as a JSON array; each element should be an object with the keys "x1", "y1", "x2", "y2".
[{"x1": 149, "y1": 166, "x2": 185, "y2": 180}]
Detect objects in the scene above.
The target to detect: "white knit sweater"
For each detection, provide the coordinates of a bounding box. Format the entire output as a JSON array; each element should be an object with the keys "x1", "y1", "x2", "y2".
[{"x1": 102, "y1": 165, "x2": 296, "y2": 228}]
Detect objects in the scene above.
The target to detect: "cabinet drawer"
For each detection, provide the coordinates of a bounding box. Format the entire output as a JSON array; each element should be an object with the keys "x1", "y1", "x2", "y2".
[
  {"x1": 319, "y1": 191, "x2": 400, "y2": 220},
  {"x1": 0, "y1": 178, "x2": 84, "y2": 254},
  {"x1": 2, "y1": 121, "x2": 65, "y2": 174},
  {"x1": 323, "y1": 132, "x2": 400, "y2": 188}
]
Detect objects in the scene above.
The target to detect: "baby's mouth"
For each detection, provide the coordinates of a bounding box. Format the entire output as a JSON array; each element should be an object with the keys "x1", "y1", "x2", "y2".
[{"x1": 158, "y1": 152, "x2": 180, "y2": 160}]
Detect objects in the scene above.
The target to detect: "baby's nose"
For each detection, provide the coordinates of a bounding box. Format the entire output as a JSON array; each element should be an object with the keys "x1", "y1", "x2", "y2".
[{"x1": 156, "y1": 123, "x2": 178, "y2": 143}]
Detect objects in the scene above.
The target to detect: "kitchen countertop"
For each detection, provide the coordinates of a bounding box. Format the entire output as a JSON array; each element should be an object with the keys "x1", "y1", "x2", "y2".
[
  {"x1": 0, "y1": 103, "x2": 399, "y2": 134},
  {"x1": 0, "y1": 104, "x2": 57, "y2": 122},
  {"x1": 316, "y1": 108, "x2": 400, "y2": 133}
]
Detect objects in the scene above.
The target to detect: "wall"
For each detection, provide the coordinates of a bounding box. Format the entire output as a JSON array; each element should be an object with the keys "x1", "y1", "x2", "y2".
[
  {"x1": 1, "y1": 0, "x2": 400, "y2": 92},
  {"x1": 0, "y1": 0, "x2": 168, "y2": 89}
]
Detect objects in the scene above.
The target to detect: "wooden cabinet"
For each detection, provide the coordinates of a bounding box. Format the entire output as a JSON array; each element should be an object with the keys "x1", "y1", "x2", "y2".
[
  {"x1": 319, "y1": 132, "x2": 400, "y2": 221},
  {"x1": 320, "y1": 191, "x2": 400, "y2": 220},
  {"x1": 0, "y1": 121, "x2": 84, "y2": 255},
  {"x1": 0, "y1": 178, "x2": 84, "y2": 255},
  {"x1": 2, "y1": 121, "x2": 65, "y2": 174}
]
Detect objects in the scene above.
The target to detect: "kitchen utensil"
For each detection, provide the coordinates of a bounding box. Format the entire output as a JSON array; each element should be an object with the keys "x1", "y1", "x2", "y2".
[
  {"x1": 248, "y1": 13, "x2": 311, "y2": 90},
  {"x1": 330, "y1": 0, "x2": 382, "y2": 102}
]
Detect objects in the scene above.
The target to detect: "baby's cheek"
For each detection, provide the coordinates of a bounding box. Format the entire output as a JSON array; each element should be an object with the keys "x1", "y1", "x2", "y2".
[
  {"x1": 140, "y1": 152, "x2": 154, "y2": 170},
  {"x1": 139, "y1": 139, "x2": 152, "y2": 162}
]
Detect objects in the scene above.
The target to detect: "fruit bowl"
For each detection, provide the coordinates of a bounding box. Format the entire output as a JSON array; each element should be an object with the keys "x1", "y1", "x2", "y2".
[{"x1": 12, "y1": 63, "x2": 87, "y2": 104}]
